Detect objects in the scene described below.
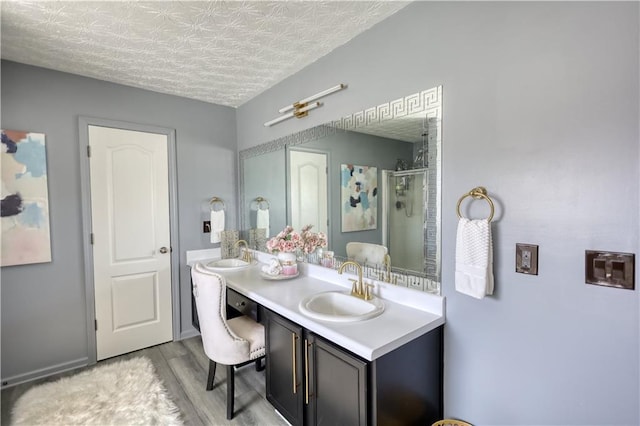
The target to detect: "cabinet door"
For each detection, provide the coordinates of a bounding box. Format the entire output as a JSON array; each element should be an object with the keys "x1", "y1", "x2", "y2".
[
  {"x1": 306, "y1": 333, "x2": 368, "y2": 426},
  {"x1": 266, "y1": 310, "x2": 304, "y2": 426}
]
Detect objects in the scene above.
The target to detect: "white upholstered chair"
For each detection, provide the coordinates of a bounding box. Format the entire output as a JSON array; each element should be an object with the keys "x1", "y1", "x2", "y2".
[
  {"x1": 191, "y1": 263, "x2": 266, "y2": 420},
  {"x1": 346, "y1": 242, "x2": 388, "y2": 266}
]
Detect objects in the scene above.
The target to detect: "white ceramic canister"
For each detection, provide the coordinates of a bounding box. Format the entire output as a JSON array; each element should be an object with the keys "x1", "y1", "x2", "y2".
[{"x1": 277, "y1": 252, "x2": 298, "y2": 275}]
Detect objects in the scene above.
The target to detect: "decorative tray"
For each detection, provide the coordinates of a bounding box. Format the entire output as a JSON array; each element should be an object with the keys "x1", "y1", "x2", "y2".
[{"x1": 260, "y1": 271, "x2": 299, "y2": 281}]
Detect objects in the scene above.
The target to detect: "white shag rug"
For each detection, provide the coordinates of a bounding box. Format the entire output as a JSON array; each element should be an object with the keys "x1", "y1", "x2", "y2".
[{"x1": 11, "y1": 356, "x2": 183, "y2": 425}]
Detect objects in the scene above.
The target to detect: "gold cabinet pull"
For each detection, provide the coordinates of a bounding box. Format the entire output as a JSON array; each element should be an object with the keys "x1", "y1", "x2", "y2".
[
  {"x1": 291, "y1": 333, "x2": 298, "y2": 394},
  {"x1": 304, "y1": 339, "x2": 311, "y2": 405}
]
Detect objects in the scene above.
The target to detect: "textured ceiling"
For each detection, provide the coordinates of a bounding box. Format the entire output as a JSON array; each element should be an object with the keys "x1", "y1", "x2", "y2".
[{"x1": 1, "y1": 1, "x2": 408, "y2": 107}]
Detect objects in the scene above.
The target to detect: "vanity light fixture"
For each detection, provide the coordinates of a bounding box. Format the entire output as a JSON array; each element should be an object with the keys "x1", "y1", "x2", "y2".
[
  {"x1": 263, "y1": 83, "x2": 347, "y2": 127},
  {"x1": 263, "y1": 101, "x2": 321, "y2": 127}
]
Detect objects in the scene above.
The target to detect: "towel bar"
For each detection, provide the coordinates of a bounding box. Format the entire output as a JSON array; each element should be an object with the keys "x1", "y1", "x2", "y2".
[
  {"x1": 456, "y1": 187, "x2": 494, "y2": 221},
  {"x1": 209, "y1": 196, "x2": 225, "y2": 211}
]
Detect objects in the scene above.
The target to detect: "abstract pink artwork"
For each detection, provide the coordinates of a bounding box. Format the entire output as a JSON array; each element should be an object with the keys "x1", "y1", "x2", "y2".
[
  {"x1": 1, "y1": 130, "x2": 52, "y2": 266},
  {"x1": 341, "y1": 164, "x2": 377, "y2": 232}
]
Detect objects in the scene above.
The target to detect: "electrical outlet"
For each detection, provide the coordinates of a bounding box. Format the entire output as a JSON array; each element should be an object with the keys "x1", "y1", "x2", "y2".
[{"x1": 516, "y1": 244, "x2": 538, "y2": 275}]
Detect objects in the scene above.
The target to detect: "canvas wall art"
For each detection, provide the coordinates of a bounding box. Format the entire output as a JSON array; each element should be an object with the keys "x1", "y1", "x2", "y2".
[
  {"x1": 341, "y1": 164, "x2": 377, "y2": 232},
  {"x1": 1, "y1": 130, "x2": 52, "y2": 266}
]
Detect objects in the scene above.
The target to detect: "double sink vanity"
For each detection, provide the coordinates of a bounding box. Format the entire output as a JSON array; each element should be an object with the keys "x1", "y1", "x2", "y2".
[
  {"x1": 190, "y1": 84, "x2": 446, "y2": 425},
  {"x1": 187, "y1": 248, "x2": 445, "y2": 426}
]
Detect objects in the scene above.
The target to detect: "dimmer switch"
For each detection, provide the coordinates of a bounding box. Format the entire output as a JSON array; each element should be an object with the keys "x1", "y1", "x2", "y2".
[{"x1": 585, "y1": 251, "x2": 635, "y2": 290}]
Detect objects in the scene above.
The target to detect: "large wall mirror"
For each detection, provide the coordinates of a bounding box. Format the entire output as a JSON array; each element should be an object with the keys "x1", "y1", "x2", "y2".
[{"x1": 239, "y1": 86, "x2": 442, "y2": 293}]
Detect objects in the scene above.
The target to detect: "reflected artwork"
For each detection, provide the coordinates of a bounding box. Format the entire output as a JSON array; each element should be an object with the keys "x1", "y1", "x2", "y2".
[{"x1": 341, "y1": 164, "x2": 377, "y2": 232}]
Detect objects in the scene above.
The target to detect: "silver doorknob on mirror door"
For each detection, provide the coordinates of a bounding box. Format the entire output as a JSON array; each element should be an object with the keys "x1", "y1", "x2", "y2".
[{"x1": 160, "y1": 247, "x2": 168, "y2": 254}]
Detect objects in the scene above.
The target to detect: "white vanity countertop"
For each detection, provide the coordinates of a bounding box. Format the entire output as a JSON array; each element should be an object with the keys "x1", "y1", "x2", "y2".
[{"x1": 187, "y1": 250, "x2": 445, "y2": 361}]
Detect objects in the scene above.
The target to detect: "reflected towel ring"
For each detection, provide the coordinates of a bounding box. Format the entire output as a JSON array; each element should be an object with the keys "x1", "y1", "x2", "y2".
[
  {"x1": 456, "y1": 187, "x2": 495, "y2": 222},
  {"x1": 209, "y1": 196, "x2": 225, "y2": 211},
  {"x1": 254, "y1": 196, "x2": 270, "y2": 210}
]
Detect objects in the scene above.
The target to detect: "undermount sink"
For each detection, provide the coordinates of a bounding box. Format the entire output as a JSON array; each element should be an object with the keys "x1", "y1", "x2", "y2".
[
  {"x1": 299, "y1": 291, "x2": 385, "y2": 323},
  {"x1": 205, "y1": 258, "x2": 252, "y2": 272}
]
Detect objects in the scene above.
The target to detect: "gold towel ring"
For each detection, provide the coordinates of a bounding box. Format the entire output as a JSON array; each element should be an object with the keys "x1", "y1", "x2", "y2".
[
  {"x1": 456, "y1": 187, "x2": 495, "y2": 222},
  {"x1": 254, "y1": 196, "x2": 270, "y2": 210},
  {"x1": 209, "y1": 196, "x2": 225, "y2": 211}
]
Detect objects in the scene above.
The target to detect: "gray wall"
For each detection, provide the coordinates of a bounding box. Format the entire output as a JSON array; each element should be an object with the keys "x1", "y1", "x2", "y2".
[
  {"x1": 237, "y1": 2, "x2": 639, "y2": 425},
  {"x1": 243, "y1": 150, "x2": 287, "y2": 239},
  {"x1": 1, "y1": 61, "x2": 237, "y2": 383}
]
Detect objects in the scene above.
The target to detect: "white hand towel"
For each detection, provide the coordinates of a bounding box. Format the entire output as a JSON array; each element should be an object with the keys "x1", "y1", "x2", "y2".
[
  {"x1": 257, "y1": 208, "x2": 270, "y2": 238},
  {"x1": 210, "y1": 210, "x2": 225, "y2": 244},
  {"x1": 455, "y1": 218, "x2": 494, "y2": 299}
]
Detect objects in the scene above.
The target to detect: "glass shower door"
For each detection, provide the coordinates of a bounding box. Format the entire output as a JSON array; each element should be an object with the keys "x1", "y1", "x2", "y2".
[{"x1": 382, "y1": 169, "x2": 427, "y2": 272}]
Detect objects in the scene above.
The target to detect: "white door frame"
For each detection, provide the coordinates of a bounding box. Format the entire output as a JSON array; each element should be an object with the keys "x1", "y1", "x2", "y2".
[
  {"x1": 285, "y1": 146, "x2": 331, "y2": 238},
  {"x1": 78, "y1": 116, "x2": 180, "y2": 365}
]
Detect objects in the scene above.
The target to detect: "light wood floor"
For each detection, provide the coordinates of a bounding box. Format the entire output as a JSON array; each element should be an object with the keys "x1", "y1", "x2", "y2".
[{"x1": 1, "y1": 337, "x2": 289, "y2": 426}]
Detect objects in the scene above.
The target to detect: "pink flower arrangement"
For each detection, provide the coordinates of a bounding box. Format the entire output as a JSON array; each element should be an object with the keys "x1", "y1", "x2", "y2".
[
  {"x1": 299, "y1": 225, "x2": 328, "y2": 255},
  {"x1": 266, "y1": 225, "x2": 302, "y2": 253},
  {"x1": 266, "y1": 225, "x2": 328, "y2": 254}
]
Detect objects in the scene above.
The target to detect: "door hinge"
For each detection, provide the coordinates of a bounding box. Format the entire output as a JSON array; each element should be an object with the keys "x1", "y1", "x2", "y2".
[
  {"x1": 90, "y1": 233, "x2": 94, "y2": 245},
  {"x1": 95, "y1": 319, "x2": 98, "y2": 331},
  {"x1": 87, "y1": 145, "x2": 91, "y2": 157}
]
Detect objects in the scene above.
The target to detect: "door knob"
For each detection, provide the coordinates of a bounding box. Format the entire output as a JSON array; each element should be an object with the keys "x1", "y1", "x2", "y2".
[{"x1": 159, "y1": 247, "x2": 168, "y2": 254}]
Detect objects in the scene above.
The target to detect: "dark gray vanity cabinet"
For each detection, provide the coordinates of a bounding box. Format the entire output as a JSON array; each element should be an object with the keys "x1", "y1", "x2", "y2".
[
  {"x1": 265, "y1": 310, "x2": 368, "y2": 426},
  {"x1": 306, "y1": 333, "x2": 368, "y2": 426},
  {"x1": 265, "y1": 308, "x2": 443, "y2": 426}
]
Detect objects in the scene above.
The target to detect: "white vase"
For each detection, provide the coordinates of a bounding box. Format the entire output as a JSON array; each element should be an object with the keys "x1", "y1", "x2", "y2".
[
  {"x1": 277, "y1": 252, "x2": 298, "y2": 275},
  {"x1": 277, "y1": 252, "x2": 297, "y2": 264}
]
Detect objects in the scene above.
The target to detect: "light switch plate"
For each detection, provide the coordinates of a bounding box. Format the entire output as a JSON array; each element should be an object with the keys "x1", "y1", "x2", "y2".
[
  {"x1": 516, "y1": 244, "x2": 538, "y2": 275},
  {"x1": 585, "y1": 250, "x2": 635, "y2": 290}
]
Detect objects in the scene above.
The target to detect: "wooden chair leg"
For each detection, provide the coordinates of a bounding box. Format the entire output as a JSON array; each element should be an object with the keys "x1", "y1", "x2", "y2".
[
  {"x1": 206, "y1": 359, "x2": 216, "y2": 391},
  {"x1": 226, "y1": 365, "x2": 235, "y2": 420}
]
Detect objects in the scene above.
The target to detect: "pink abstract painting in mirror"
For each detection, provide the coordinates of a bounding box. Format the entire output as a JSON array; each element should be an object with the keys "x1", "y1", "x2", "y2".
[{"x1": 1, "y1": 130, "x2": 52, "y2": 266}]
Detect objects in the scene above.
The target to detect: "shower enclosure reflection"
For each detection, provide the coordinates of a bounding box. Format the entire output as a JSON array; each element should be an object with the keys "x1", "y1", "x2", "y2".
[{"x1": 382, "y1": 168, "x2": 427, "y2": 272}]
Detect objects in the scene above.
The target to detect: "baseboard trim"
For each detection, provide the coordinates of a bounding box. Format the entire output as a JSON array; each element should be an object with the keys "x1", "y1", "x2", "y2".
[
  {"x1": 1, "y1": 357, "x2": 89, "y2": 389},
  {"x1": 3, "y1": 331, "x2": 201, "y2": 389},
  {"x1": 179, "y1": 328, "x2": 200, "y2": 340}
]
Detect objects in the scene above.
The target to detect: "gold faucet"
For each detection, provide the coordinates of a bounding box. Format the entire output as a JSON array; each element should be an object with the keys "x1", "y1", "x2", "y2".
[
  {"x1": 338, "y1": 260, "x2": 373, "y2": 300},
  {"x1": 383, "y1": 254, "x2": 392, "y2": 283},
  {"x1": 234, "y1": 240, "x2": 252, "y2": 263}
]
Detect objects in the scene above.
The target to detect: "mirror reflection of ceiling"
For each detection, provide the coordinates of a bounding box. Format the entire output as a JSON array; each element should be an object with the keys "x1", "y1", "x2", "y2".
[
  {"x1": 0, "y1": 1, "x2": 409, "y2": 107},
  {"x1": 351, "y1": 115, "x2": 426, "y2": 144}
]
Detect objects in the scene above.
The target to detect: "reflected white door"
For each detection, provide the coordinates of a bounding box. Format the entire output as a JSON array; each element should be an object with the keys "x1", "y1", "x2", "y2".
[
  {"x1": 88, "y1": 125, "x2": 173, "y2": 360},
  {"x1": 289, "y1": 150, "x2": 328, "y2": 234}
]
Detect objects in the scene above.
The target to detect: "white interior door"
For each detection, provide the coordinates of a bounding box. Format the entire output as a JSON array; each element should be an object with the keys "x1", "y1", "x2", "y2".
[
  {"x1": 289, "y1": 150, "x2": 328, "y2": 234},
  {"x1": 88, "y1": 125, "x2": 173, "y2": 360}
]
